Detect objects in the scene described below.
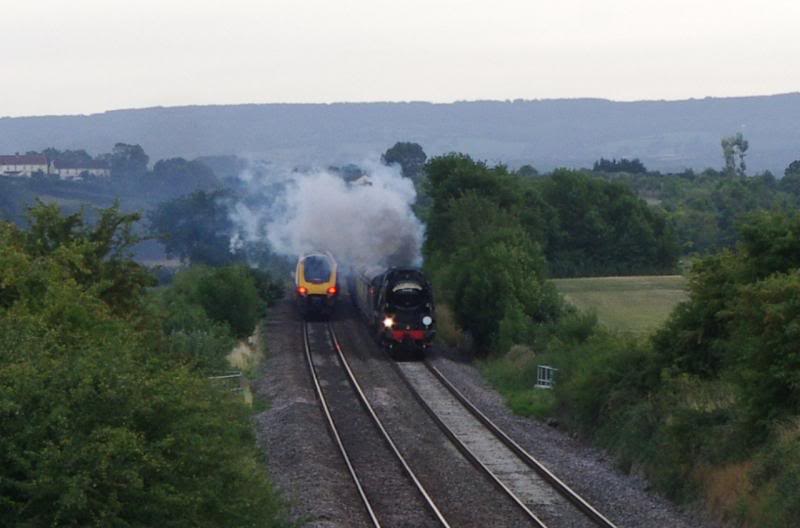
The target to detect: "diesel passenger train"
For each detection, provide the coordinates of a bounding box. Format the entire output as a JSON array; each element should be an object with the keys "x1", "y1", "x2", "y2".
[{"x1": 294, "y1": 251, "x2": 339, "y2": 318}]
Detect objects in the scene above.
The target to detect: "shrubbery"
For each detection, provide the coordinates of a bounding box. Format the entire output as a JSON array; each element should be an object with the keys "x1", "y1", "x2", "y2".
[
  {"x1": 480, "y1": 210, "x2": 800, "y2": 525},
  {"x1": 0, "y1": 204, "x2": 288, "y2": 527},
  {"x1": 167, "y1": 265, "x2": 261, "y2": 338},
  {"x1": 0, "y1": 317, "x2": 284, "y2": 526},
  {"x1": 156, "y1": 264, "x2": 283, "y2": 373}
]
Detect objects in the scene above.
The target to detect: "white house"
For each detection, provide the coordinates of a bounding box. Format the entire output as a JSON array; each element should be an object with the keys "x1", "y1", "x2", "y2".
[
  {"x1": 51, "y1": 160, "x2": 111, "y2": 180},
  {"x1": 0, "y1": 154, "x2": 49, "y2": 177}
]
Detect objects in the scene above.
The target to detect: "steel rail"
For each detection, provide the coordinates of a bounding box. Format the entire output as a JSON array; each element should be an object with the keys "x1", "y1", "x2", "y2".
[
  {"x1": 390, "y1": 361, "x2": 549, "y2": 528},
  {"x1": 424, "y1": 360, "x2": 619, "y2": 528},
  {"x1": 302, "y1": 322, "x2": 381, "y2": 528},
  {"x1": 325, "y1": 323, "x2": 451, "y2": 528}
]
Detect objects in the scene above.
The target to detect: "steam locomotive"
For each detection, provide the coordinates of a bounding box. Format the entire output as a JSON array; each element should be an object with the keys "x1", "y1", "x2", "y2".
[{"x1": 351, "y1": 266, "x2": 436, "y2": 359}]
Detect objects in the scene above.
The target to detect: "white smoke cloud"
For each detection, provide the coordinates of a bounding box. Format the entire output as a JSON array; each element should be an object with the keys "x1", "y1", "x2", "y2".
[{"x1": 229, "y1": 160, "x2": 424, "y2": 268}]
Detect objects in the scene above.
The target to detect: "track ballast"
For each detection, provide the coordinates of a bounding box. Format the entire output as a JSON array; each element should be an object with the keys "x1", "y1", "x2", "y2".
[
  {"x1": 303, "y1": 321, "x2": 449, "y2": 528},
  {"x1": 395, "y1": 360, "x2": 619, "y2": 528}
]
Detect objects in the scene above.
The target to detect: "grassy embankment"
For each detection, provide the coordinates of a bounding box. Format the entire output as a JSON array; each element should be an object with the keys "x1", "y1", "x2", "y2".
[{"x1": 479, "y1": 275, "x2": 791, "y2": 524}]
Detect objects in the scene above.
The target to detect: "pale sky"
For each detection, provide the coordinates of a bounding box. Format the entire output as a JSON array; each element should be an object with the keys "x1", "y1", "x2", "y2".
[{"x1": 3, "y1": 0, "x2": 799, "y2": 117}]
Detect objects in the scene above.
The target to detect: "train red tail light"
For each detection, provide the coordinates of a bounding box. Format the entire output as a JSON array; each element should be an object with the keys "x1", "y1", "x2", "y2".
[
  {"x1": 327, "y1": 286, "x2": 337, "y2": 295},
  {"x1": 297, "y1": 286, "x2": 308, "y2": 296}
]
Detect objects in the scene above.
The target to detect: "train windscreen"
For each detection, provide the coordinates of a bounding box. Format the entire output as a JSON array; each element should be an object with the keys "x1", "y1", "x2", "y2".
[
  {"x1": 387, "y1": 281, "x2": 428, "y2": 309},
  {"x1": 303, "y1": 256, "x2": 332, "y2": 283}
]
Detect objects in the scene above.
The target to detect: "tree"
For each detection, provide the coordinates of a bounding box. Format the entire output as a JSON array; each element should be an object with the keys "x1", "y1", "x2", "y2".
[
  {"x1": 654, "y1": 210, "x2": 800, "y2": 377},
  {"x1": 780, "y1": 160, "x2": 800, "y2": 197},
  {"x1": 517, "y1": 164, "x2": 539, "y2": 177},
  {"x1": 756, "y1": 170, "x2": 777, "y2": 188},
  {"x1": 152, "y1": 157, "x2": 218, "y2": 189},
  {"x1": 15, "y1": 201, "x2": 155, "y2": 316},
  {"x1": 721, "y1": 132, "x2": 749, "y2": 178},
  {"x1": 539, "y1": 170, "x2": 677, "y2": 276},
  {"x1": 448, "y1": 229, "x2": 559, "y2": 349},
  {"x1": 33, "y1": 148, "x2": 95, "y2": 165},
  {"x1": 423, "y1": 155, "x2": 562, "y2": 350},
  {"x1": 424, "y1": 154, "x2": 523, "y2": 261},
  {"x1": 148, "y1": 190, "x2": 237, "y2": 266},
  {"x1": 382, "y1": 142, "x2": 427, "y2": 181},
  {"x1": 110, "y1": 142, "x2": 149, "y2": 177},
  {"x1": 786, "y1": 160, "x2": 800, "y2": 178},
  {"x1": 592, "y1": 157, "x2": 647, "y2": 174}
]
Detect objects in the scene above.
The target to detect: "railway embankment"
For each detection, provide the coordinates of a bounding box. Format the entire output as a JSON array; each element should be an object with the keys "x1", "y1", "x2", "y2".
[{"x1": 430, "y1": 353, "x2": 719, "y2": 528}]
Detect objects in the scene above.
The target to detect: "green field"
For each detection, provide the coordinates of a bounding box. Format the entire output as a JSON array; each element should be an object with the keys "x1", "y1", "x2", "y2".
[{"x1": 552, "y1": 275, "x2": 687, "y2": 335}]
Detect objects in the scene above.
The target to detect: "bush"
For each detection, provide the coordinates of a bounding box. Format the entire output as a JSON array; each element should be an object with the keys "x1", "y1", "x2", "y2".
[
  {"x1": 170, "y1": 266, "x2": 261, "y2": 338},
  {"x1": 480, "y1": 345, "x2": 556, "y2": 418},
  {"x1": 0, "y1": 317, "x2": 286, "y2": 527},
  {"x1": 749, "y1": 420, "x2": 800, "y2": 527},
  {"x1": 553, "y1": 333, "x2": 659, "y2": 434},
  {"x1": 165, "y1": 327, "x2": 236, "y2": 375},
  {"x1": 433, "y1": 303, "x2": 467, "y2": 349},
  {"x1": 0, "y1": 205, "x2": 288, "y2": 526},
  {"x1": 156, "y1": 264, "x2": 282, "y2": 372},
  {"x1": 532, "y1": 308, "x2": 598, "y2": 350},
  {"x1": 731, "y1": 271, "x2": 800, "y2": 436},
  {"x1": 494, "y1": 301, "x2": 536, "y2": 356},
  {"x1": 445, "y1": 230, "x2": 560, "y2": 350},
  {"x1": 248, "y1": 267, "x2": 285, "y2": 309}
]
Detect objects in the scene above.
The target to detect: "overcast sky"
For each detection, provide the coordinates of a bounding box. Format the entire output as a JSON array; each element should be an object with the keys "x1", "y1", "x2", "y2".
[{"x1": 3, "y1": 0, "x2": 799, "y2": 117}]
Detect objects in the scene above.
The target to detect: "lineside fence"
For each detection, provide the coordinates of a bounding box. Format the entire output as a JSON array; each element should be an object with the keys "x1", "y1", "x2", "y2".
[
  {"x1": 535, "y1": 365, "x2": 558, "y2": 389},
  {"x1": 208, "y1": 371, "x2": 245, "y2": 394}
]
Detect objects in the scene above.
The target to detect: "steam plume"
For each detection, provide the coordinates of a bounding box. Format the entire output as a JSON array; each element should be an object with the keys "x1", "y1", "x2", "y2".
[{"x1": 229, "y1": 160, "x2": 424, "y2": 268}]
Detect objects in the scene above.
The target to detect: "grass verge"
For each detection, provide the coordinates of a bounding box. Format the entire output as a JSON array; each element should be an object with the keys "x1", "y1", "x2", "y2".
[
  {"x1": 479, "y1": 345, "x2": 556, "y2": 418},
  {"x1": 553, "y1": 275, "x2": 687, "y2": 335}
]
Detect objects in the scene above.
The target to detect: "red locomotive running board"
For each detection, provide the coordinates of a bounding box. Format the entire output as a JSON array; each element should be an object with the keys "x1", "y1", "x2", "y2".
[{"x1": 391, "y1": 329, "x2": 426, "y2": 342}]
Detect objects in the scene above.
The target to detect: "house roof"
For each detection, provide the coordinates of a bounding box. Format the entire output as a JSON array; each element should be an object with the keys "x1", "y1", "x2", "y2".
[
  {"x1": 0, "y1": 154, "x2": 48, "y2": 165},
  {"x1": 52, "y1": 160, "x2": 109, "y2": 170}
]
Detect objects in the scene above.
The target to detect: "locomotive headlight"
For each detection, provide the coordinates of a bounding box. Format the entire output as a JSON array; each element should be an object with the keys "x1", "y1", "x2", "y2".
[
  {"x1": 383, "y1": 317, "x2": 394, "y2": 328},
  {"x1": 422, "y1": 316, "x2": 433, "y2": 327}
]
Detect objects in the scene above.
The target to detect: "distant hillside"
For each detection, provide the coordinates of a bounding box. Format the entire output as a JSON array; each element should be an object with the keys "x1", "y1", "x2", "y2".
[{"x1": 1, "y1": 94, "x2": 798, "y2": 174}]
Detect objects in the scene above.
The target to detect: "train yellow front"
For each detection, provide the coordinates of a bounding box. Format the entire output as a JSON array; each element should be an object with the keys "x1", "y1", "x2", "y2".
[{"x1": 295, "y1": 251, "x2": 339, "y2": 318}]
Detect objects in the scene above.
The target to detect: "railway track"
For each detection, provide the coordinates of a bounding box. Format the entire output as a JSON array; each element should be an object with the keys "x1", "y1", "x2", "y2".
[
  {"x1": 394, "y1": 360, "x2": 619, "y2": 528},
  {"x1": 307, "y1": 315, "x2": 617, "y2": 527},
  {"x1": 303, "y1": 321, "x2": 449, "y2": 528}
]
